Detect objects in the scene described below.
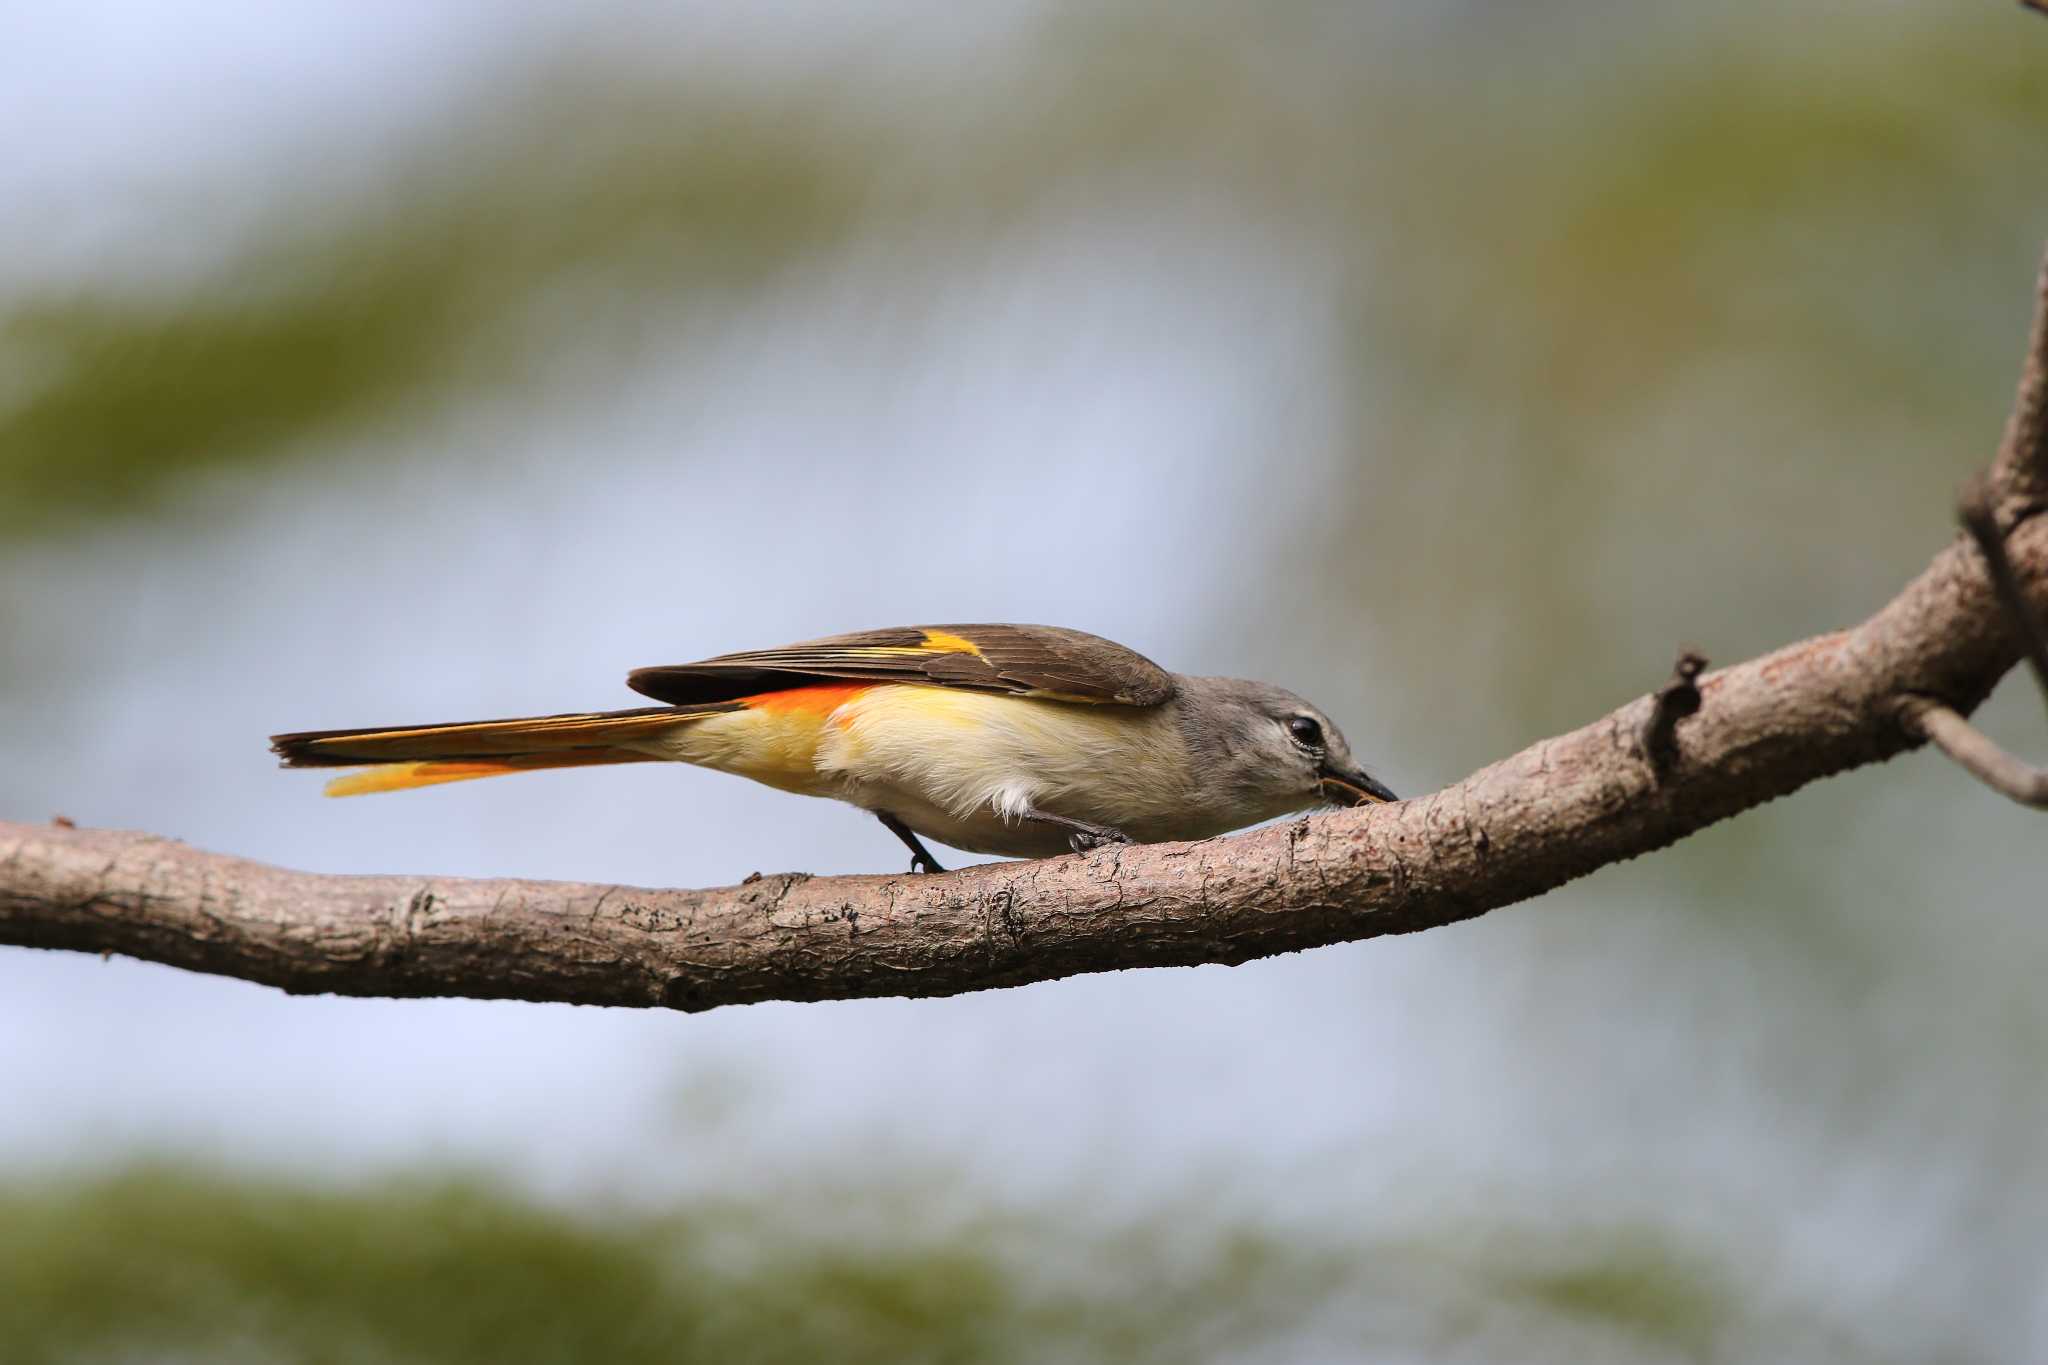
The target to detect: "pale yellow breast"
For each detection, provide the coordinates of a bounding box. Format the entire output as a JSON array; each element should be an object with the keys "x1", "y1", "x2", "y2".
[{"x1": 815, "y1": 685, "x2": 1198, "y2": 833}]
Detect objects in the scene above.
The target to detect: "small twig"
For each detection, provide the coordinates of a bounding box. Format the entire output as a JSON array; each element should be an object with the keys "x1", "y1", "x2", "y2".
[
  {"x1": 1959, "y1": 472, "x2": 2048, "y2": 716},
  {"x1": 1991, "y1": 245, "x2": 2048, "y2": 507},
  {"x1": 1639, "y1": 648, "x2": 1708, "y2": 777},
  {"x1": 1903, "y1": 700, "x2": 2048, "y2": 808}
]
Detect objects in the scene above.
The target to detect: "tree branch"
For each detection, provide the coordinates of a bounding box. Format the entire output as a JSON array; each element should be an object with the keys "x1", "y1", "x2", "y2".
[{"x1": 5, "y1": 242, "x2": 2047, "y2": 1013}]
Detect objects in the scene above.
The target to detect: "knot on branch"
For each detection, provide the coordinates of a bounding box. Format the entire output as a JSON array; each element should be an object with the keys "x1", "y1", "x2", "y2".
[{"x1": 1639, "y1": 648, "x2": 1708, "y2": 779}]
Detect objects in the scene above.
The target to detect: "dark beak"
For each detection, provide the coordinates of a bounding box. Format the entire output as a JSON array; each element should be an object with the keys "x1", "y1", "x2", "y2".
[{"x1": 1318, "y1": 763, "x2": 1399, "y2": 807}]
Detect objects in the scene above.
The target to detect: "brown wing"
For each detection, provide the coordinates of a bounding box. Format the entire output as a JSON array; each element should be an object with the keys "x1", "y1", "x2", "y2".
[{"x1": 626, "y1": 624, "x2": 1178, "y2": 708}]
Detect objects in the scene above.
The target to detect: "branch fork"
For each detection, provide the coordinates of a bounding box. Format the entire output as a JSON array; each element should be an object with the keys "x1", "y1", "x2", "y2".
[{"x1": 1897, "y1": 474, "x2": 2048, "y2": 808}]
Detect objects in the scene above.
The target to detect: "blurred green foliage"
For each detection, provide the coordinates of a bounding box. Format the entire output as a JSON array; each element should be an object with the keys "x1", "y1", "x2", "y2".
[
  {"x1": 1297, "y1": 8, "x2": 2048, "y2": 747},
  {"x1": 0, "y1": 84, "x2": 869, "y2": 539},
  {"x1": 0, "y1": 1166, "x2": 1134, "y2": 1364},
  {"x1": 0, "y1": 1165, "x2": 1789, "y2": 1364},
  {"x1": 2, "y1": 4, "x2": 2042, "y2": 560},
  {"x1": 1494, "y1": 1234, "x2": 1728, "y2": 1361}
]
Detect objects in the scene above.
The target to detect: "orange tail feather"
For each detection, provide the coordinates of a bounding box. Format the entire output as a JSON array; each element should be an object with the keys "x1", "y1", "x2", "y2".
[
  {"x1": 270, "y1": 702, "x2": 742, "y2": 796},
  {"x1": 321, "y1": 749, "x2": 653, "y2": 797}
]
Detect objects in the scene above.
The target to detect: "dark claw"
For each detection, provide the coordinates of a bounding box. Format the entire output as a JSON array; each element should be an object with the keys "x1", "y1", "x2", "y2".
[
  {"x1": 876, "y1": 811, "x2": 946, "y2": 874},
  {"x1": 1067, "y1": 825, "x2": 1134, "y2": 855}
]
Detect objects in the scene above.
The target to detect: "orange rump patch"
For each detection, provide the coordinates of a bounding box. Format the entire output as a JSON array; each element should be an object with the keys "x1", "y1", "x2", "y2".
[{"x1": 739, "y1": 683, "x2": 872, "y2": 719}]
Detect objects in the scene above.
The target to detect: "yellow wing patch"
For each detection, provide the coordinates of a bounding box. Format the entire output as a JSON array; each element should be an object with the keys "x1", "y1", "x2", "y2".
[
  {"x1": 823, "y1": 629, "x2": 983, "y2": 661},
  {"x1": 917, "y1": 629, "x2": 985, "y2": 657}
]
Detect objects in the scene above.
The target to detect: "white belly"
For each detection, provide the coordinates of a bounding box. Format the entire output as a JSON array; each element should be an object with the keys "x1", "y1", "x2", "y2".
[{"x1": 815, "y1": 686, "x2": 1207, "y2": 857}]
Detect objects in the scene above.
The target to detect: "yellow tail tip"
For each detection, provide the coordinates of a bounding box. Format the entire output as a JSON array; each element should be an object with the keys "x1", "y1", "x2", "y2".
[
  {"x1": 323, "y1": 761, "x2": 518, "y2": 797},
  {"x1": 319, "y1": 749, "x2": 650, "y2": 796}
]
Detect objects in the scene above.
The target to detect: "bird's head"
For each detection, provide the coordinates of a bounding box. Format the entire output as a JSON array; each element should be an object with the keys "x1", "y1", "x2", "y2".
[{"x1": 1181, "y1": 677, "x2": 1399, "y2": 822}]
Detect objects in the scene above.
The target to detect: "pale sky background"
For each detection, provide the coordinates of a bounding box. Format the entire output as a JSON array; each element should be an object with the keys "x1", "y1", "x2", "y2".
[{"x1": 4, "y1": 3, "x2": 2046, "y2": 1360}]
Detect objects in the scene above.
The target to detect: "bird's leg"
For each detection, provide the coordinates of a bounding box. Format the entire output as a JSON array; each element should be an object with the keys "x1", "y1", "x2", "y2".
[
  {"x1": 875, "y1": 812, "x2": 946, "y2": 874},
  {"x1": 1014, "y1": 804, "x2": 1134, "y2": 856}
]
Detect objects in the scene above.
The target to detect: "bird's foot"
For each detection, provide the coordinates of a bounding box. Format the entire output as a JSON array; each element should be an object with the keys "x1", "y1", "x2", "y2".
[
  {"x1": 1066, "y1": 823, "x2": 1134, "y2": 856},
  {"x1": 876, "y1": 811, "x2": 946, "y2": 874},
  {"x1": 1012, "y1": 801, "x2": 1133, "y2": 857}
]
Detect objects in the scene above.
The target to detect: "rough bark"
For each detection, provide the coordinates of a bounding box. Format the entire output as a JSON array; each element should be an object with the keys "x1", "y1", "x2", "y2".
[{"x1": 4, "y1": 244, "x2": 2046, "y2": 1014}]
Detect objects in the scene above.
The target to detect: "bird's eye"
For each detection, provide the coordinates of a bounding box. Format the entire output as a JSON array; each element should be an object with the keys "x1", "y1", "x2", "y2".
[{"x1": 1287, "y1": 716, "x2": 1323, "y2": 748}]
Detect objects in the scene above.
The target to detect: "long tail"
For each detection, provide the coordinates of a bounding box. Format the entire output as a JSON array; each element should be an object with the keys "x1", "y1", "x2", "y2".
[{"x1": 270, "y1": 703, "x2": 737, "y2": 797}]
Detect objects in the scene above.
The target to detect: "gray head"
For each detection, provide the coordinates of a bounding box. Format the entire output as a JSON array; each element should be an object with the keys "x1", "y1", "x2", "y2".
[{"x1": 1177, "y1": 676, "x2": 1398, "y2": 822}]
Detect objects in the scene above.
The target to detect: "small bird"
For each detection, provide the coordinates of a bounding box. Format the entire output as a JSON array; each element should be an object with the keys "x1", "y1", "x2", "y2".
[{"x1": 270, "y1": 624, "x2": 1397, "y2": 872}]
